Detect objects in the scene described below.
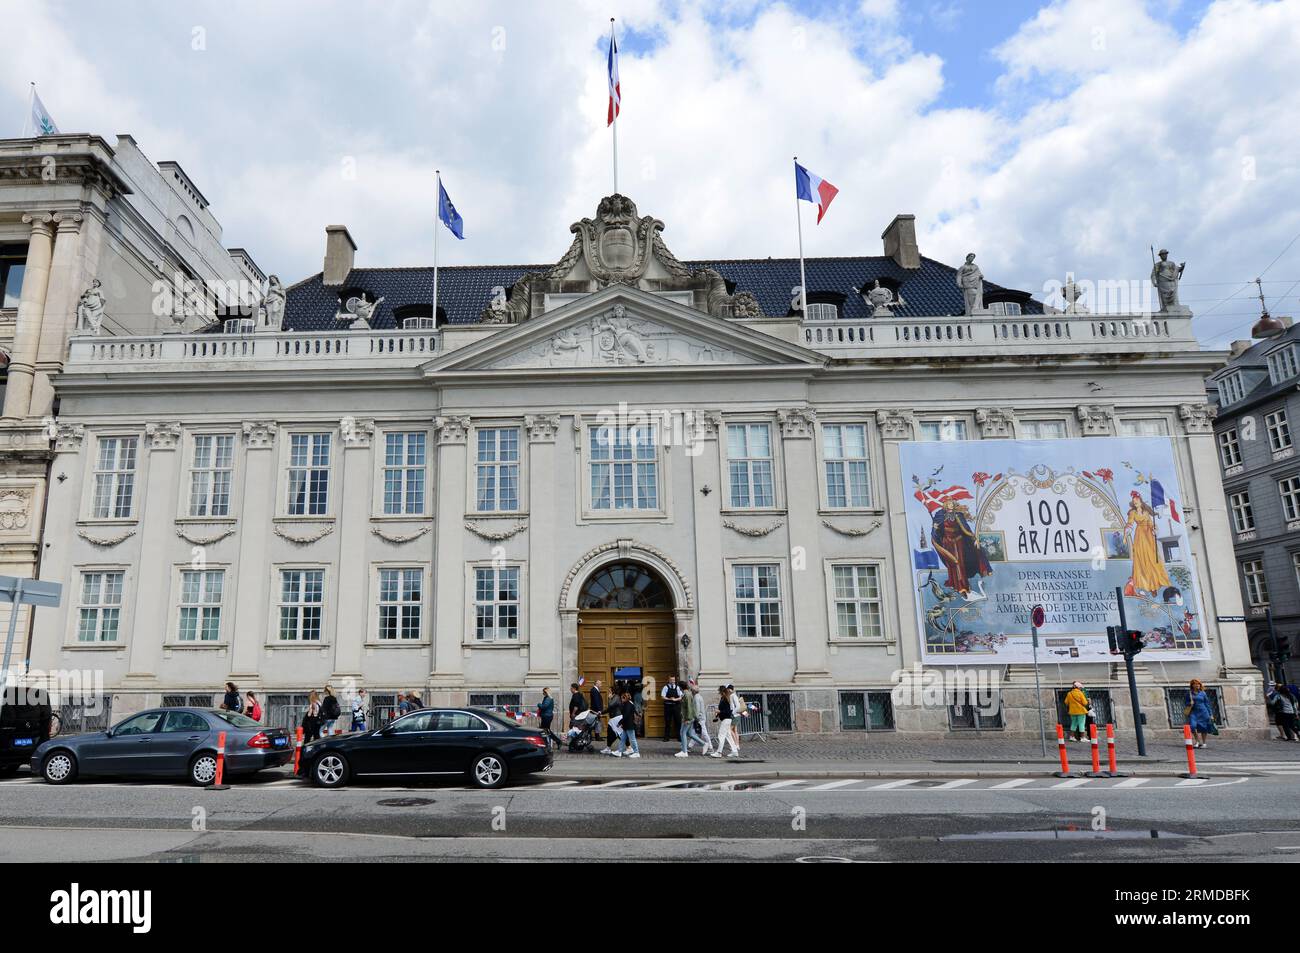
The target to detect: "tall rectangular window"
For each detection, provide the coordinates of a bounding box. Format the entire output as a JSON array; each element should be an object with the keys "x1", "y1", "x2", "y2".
[
  {"x1": 822, "y1": 424, "x2": 870, "y2": 508},
  {"x1": 590, "y1": 425, "x2": 657, "y2": 510},
  {"x1": 91, "y1": 437, "x2": 138, "y2": 519},
  {"x1": 734, "y1": 564, "x2": 782, "y2": 639},
  {"x1": 278, "y1": 569, "x2": 324, "y2": 641},
  {"x1": 832, "y1": 564, "x2": 883, "y2": 639},
  {"x1": 918, "y1": 420, "x2": 966, "y2": 442},
  {"x1": 1268, "y1": 345, "x2": 1298, "y2": 384},
  {"x1": 77, "y1": 571, "x2": 123, "y2": 642},
  {"x1": 0, "y1": 243, "x2": 26, "y2": 309},
  {"x1": 1242, "y1": 559, "x2": 1269, "y2": 607},
  {"x1": 1267, "y1": 410, "x2": 1292, "y2": 452},
  {"x1": 383, "y1": 432, "x2": 426, "y2": 515},
  {"x1": 1220, "y1": 373, "x2": 1246, "y2": 405},
  {"x1": 1229, "y1": 491, "x2": 1255, "y2": 533},
  {"x1": 287, "y1": 433, "x2": 330, "y2": 516},
  {"x1": 378, "y1": 568, "x2": 422, "y2": 640},
  {"x1": 1280, "y1": 476, "x2": 1300, "y2": 523},
  {"x1": 1219, "y1": 429, "x2": 1242, "y2": 468},
  {"x1": 475, "y1": 427, "x2": 519, "y2": 512},
  {"x1": 474, "y1": 566, "x2": 519, "y2": 641},
  {"x1": 188, "y1": 434, "x2": 234, "y2": 517},
  {"x1": 727, "y1": 423, "x2": 775, "y2": 508},
  {"x1": 178, "y1": 570, "x2": 224, "y2": 642}
]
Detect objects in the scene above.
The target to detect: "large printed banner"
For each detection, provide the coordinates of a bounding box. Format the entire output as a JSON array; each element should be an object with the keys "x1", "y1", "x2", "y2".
[{"x1": 900, "y1": 437, "x2": 1209, "y2": 664}]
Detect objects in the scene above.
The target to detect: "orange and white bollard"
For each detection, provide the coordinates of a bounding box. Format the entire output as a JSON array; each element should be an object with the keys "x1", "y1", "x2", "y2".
[
  {"x1": 1104, "y1": 723, "x2": 1127, "y2": 777},
  {"x1": 1180, "y1": 724, "x2": 1202, "y2": 779},
  {"x1": 1085, "y1": 723, "x2": 1105, "y2": 777},
  {"x1": 209, "y1": 730, "x2": 230, "y2": 789},
  {"x1": 1054, "y1": 724, "x2": 1074, "y2": 777},
  {"x1": 292, "y1": 727, "x2": 304, "y2": 776}
]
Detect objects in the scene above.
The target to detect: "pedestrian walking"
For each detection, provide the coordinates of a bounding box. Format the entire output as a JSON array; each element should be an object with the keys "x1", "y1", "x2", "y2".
[
  {"x1": 1185, "y1": 679, "x2": 1215, "y2": 748},
  {"x1": 676, "y1": 681, "x2": 706, "y2": 757},
  {"x1": 408, "y1": 691, "x2": 425, "y2": 710},
  {"x1": 320, "y1": 685, "x2": 341, "y2": 736},
  {"x1": 661, "y1": 675, "x2": 683, "y2": 742},
  {"x1": 711, "y1": 686, "x2": 739, "y2": 758},
  {"x1": 602, "y1": 687, "x2": 623, "y2": 756},
  {"x1": 1269, "y1": 685, "x2": 1298, "y2": 741},
  {"x1": 244, "y1": 691, "x2": 262, "y2": 722},
  {"x1": 1064, "y1": 681, "x2": 1089, "y2": 742},
  {"x1": 538, "y1": 688, "x2": 563, "y2": 749},
  {"x1": 351, "y1": 688, "x2": 368, "y2": 732},
  {"x1": 568, "y1": 682, "x2": 586, "y2": 728},
  {"x1": 397, "y1": 692, "x2": 413, "y2": 718},
  {"x1": 689, "y1": 681, "x2": 713, "y2": 755},
  {"x1": 612, "y1": 690, "x2": 640, "y2": 758},
  {"x1": 727, "y1": 683, "x2": 745, "y2": 752},
  {"x1": 302, "y1": 691, "x2": 322, "y2": 743},
  {"x1": 220, "y1": 682, "x2": 242, "y2": 714}
]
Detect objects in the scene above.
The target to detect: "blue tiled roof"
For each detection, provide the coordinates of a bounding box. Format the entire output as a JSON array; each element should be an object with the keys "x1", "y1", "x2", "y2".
[{"x1": 281, "y1": 255, "x2": 1042, "y2": 331}]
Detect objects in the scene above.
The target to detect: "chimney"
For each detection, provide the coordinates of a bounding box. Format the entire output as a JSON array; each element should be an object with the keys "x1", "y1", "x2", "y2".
[
  {"x1": 881, "y1": 214, "x2": 920, "y2": 269},
  {"x1": 323, "y1": 225, "x2": 356, "y2": 286},
  {"x1": 1228, "y1": 340, "x2": 1252, "y2": 359}
]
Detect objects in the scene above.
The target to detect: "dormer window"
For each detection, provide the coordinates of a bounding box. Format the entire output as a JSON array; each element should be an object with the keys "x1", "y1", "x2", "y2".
[
  {"x1": 393, "y1": 303, "x2": 444, "y2": 329},
  {"x1": 1219, "y1": 371, "x2": 1247, "y2": 406},
  {"x1": 989, "y1": 301, "x2": 1022, "y2": 316},
  {"x1": 806, "y1": 302, "x2": 838, "y2": 322},
  {"x1": 1267, "y1": 344, "x2": 1298, "y2": 385},
  {"x1": 223, "y1": 318, "x2": 254, "y2": 334},
  {"x1": 403, "y1": 316, "x2": 437, "y2": 330}
]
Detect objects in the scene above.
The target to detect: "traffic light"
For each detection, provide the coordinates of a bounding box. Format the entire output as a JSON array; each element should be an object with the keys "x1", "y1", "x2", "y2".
[
  {"x1": 1107, "y1": 625, "x2": 1122, "y2": 655},
  {"x1": 1125, "y1": 629, "x2": 1145, "y2": 656},
  {"x1": 1107, "y1": 626, "x2": 1144, "y2": 656},
  {"x1": 1276, "y1": 634, "x2": 1291, "y2": 661}
]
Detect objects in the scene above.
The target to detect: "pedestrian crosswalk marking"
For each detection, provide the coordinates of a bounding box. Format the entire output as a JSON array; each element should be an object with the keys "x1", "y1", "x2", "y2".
[
  {"x1": 931, "y1": 779, "x2": 977, "y2": 790},
  {"x1": 1175, "y1": 777, "x2": 1206, "y2": 786},
  {"x1": 804, "y1": 779, "x2": 859, "y2": 791},
  {"x1": 868, "y1": 779, "x2": 918, "y2": 790},
  {"x1": 1052, "y1": 778, "x2": 1091, "y2": 788},
  {"x1": 1113, "y1": 778, "x2": 1149, "y2": 788},
  {"x1": 990, "y1": 778, "x2": 1034, "y2": 790},
  {"x1": 758, "y1": 779, "x2": 805, "y2": 790}
]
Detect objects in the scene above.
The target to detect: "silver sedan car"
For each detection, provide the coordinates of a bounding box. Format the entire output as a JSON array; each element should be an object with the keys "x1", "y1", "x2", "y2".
[{"x1": 32, "y1": 707, "x2": 292, "y2": 786}]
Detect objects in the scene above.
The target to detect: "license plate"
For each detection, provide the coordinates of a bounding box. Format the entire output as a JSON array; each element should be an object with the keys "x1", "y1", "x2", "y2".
[
  {"x1": 273, "y1": 737, "x2": 287, "y2": 747},
  {"x1": 13, "y1": 738, "x2": 33, "y2": 747}
]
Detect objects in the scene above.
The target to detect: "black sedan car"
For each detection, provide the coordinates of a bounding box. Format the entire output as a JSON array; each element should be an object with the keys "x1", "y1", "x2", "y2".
[
  {"x1": 302, "y1": 707, "x2": 552, "y2": 789},
  {"x1": 32, "y1": 707, "x2": 292, "y2": 785}
]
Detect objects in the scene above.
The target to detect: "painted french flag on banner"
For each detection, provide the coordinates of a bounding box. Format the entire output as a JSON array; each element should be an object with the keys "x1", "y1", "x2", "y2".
[
  {"x1": 795, "y1": 161, "x2": 838, "y2": 223},
  {"x1": 1151, "y1": 479, "x2": 1181, "y2": 522},
  {"x1": 607, "y1": 29, "x2": 620, "y2": 126}
]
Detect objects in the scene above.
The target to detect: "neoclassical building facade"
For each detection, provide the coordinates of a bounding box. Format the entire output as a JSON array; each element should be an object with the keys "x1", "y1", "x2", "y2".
[{"x1": 27, "y1": 196, "x2": 1265, "y2": 736}]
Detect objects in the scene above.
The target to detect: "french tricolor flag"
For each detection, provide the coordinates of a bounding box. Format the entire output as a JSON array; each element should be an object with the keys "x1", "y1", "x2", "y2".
[
  {"x1": 607, "y1": 27, "x2": 620, "y2": 126},
  {"x1": 795, "y1": 161, "x2": 838, "y2": 223}
]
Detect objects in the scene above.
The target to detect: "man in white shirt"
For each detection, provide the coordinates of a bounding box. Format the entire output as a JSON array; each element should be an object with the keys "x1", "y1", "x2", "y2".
[{"x1": 661, "y1": 675, "x2": 683, "y2": 742}]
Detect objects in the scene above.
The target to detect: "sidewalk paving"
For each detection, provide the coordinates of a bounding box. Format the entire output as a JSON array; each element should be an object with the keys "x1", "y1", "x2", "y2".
[{"x1": 543, "y1": 734, "x2": 1300, "y2": 779}]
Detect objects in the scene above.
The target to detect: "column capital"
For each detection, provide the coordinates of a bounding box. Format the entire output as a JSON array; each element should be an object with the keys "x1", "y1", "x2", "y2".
[
  {"x1": 340, "y1": 415, "x2": 375, "y2": 449},
  {"x1": 524, "y1": 414, "x2": 560, "y2": 442},
  {"x1": 52, "y1": 210, "x2": 85, "y2": 233},
  {"x1": 434, "y1": 414, "x2": 470, "y2": 444},
  {"x1": 875, "y1": 408, "x2": 915, "y2": 440},
  {"x1": 1177, "y1": 402, "x2": 1217, "y2": 435},
  {"x1": 776, "y1": 407, "x2": 817, "y2": 439},
  {"x1": 1075, "y1": 403, "x2": 1116, "y2": 436},
  {"x1": 975, "y1": 406, "x2": 1017, "y2": 438},
  {"x1": 241, "y1": 419, "x2": 278, "y2": 450},
  {"x1": 21, "y1": 211, "x2": 54, "y2": 235},
  {"x1": 145, "y1": 421, "x2": 182, "y2": 450}
]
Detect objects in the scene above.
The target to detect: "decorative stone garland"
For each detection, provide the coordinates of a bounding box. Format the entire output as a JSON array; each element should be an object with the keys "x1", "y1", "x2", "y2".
[
  {"x1": 78, "y1": 528, "x2": 136, "y2": 548},
  {"x1": 274, "y1": 523, "x2": 335, "y2": 545},
  {"x1": 821, "y1": 519, "x2": 882, "y2": 538},
  {"x1": 371, "y1": 525, "x2": 432, "y2": 545},
  {"x1": 463, "y1": 519, "x2": 528, "y2": 542},
  {"x1": 175, "y1": 526, "x2": 237, "y2": 546},
  {"x1": 721, "y1": 518, "x2": 785, "y2": 538}
]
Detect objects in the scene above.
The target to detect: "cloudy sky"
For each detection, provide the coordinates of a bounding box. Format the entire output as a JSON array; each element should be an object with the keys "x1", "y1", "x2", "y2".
[{"x1": 4, "y1": 0, "x2": 1299, "y2": 344}]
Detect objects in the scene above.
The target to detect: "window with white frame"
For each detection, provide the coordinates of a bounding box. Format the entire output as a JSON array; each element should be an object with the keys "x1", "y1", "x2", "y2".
[
  {"x1": 382, "y1": 432, "x2": 426, "y2": 515},
  {"x1": 474, "y1": 566, "x2": 519, "y2": 641},
  {"x1": 822, "y1": 424, "x2": 871, "y2": 508},
  {"x1": 805, "y1": 302, "x2": 837, "y2": 321},
  {"x1": 831, "y1": 564, "x2": 883, "y2": 639},
  {"x1": 1219, "y1": 428, "x2": 1242, "y2": 468},
  {"x1": 989, "y1": 301, "x2": 1022, "y2": 316},
  {"x1": 475, "y1": 427, "x2": 519, "y2": 512},
  {"x1": 77, "y1": 571, "x2": 123, "y2": 643},
  {"x1": 1280, "y1": 476, "x2": 1300, "y2": 523},
  {"x1": 1293, "y1": 552, "x2": 1300, "y2": 592},
  {"x1": 177, "y1": 569, "x2": 224, "y2": 642},
  {"x1": 377, "y1": 568, "x2": 422, "y2": 640},
  {"x1": 1242, "y1": 559, "x2": 1269, "y2": 607},
  {"x1": 590, "y1": 425, "x2": 658, "y2": 511},
  {"x1": 918, "y1": 419, "x2": 967, "y2": 442},
  {"x1": 727, "y1": 423, "x2": 775, "y2": 508},
  {"x1": 1229, "y1": 491, "x2": 1255, "y2": 533},
  {"x1": 278, "y1": 569, "x2": 324, "y2": 641},
  {"x1": 91, "y1": 436, "x2": 138, "y2": 519},
  {"x1": 1020, "y1": 419, "x2": 1068, "y2": 440},
  {"x1": 1266, "y1": 409, "x2": 1292, "y2": 452},
  {"x1": 1219, "y1": 372, "x2": 1246, "y2": 405},
  {"x1": 734, "y1": 564, "x2": 782, "y2": 639},
  {"x1": 1119, "y1": 418, "x2": 1169, "y2": 437},
  {"x1": 1267, "y1": 345, "x2": 1298, "y2": 385},
  {"x1": 286, "y1": 433, "x2": 330, "y2": 516},
  {"x1": 188, "y1": 434, "x2": 234, "y2": 517}
]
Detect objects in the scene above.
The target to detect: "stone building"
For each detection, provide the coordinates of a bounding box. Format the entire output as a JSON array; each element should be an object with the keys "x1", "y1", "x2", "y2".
[
  {"x1": 0, "y1": 133, "x2": 263, "y2": 657},
  {"x1": 27, "y1": 195, "x2": 1263, "y2": 737}
]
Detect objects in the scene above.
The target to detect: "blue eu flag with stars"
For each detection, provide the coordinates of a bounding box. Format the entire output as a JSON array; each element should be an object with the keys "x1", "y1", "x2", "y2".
[{"x1": 438, "y1": 179, "x2": 464, "y2": 240}]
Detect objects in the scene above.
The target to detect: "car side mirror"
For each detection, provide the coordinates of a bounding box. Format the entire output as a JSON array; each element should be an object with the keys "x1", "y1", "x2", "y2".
[{"x1": 104, "y1": 729, "x2": 113, "y2": 737}]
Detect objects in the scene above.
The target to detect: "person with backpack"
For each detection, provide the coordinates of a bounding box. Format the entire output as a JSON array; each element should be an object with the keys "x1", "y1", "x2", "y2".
[
  {"x1": 1269, "y1": 685, "x2": 1298, "y2": 741},
  {"x1": 244, "y1": 691, "x2": 262, "y2": 723},
  {"x1": 351, "y1": 688, "x2": 368, "y2": 732},
  {"x1": 320, "y1": 686, "x2": 341, "y2": 736},
  {"x1": 220, "y1": 682, "x2": 242, "y2": 714},
  {"x1": 303, "y1": 691, "x2": 322, "y2": 742}
]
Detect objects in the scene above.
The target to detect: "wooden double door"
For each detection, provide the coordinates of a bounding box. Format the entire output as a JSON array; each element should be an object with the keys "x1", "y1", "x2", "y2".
[{"x1": 577, "y1": 610, "x2": 677, "y2": 739}]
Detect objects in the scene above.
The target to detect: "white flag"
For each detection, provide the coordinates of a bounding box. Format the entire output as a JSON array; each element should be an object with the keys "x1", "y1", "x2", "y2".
[{"x1": 31, "y1": 90, "x2": 58, "y2": 136}]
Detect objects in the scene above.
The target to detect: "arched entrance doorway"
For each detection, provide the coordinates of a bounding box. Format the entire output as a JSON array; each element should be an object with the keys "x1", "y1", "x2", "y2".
[{"x1": 577, "y1": 562, "x2": 677, "y2": 740}]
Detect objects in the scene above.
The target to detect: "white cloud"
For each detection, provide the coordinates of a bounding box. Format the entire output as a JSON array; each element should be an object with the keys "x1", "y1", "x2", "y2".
[{"x1": 2, "y1": 0, "x2": 1297, "y2": 343}]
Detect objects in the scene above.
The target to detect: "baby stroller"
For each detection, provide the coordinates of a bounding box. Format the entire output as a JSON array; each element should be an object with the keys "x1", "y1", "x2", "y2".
[{"x1": 565, "y1": 710, "x2": 600, "y2": 753}]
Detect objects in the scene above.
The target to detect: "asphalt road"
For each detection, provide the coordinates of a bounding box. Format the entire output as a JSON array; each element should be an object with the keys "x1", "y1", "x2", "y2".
[{"x1": 3, "y1": 771, "x2": 1299, "y2": 862}]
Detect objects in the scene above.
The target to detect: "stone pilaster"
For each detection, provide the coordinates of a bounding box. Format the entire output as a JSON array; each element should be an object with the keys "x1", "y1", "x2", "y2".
[
  {"x1": 229, "y1": 421, "x2": 277, "y2": 679},
  {"x1": 430, "y1": 415, "x2": 469, "y2": 686},
  {"x1": 2, "y1": 213, "x2": 55, "y2": 420},
  {"x1": 31, "y1": 211, "x2": 86, "y2": 418},
  {"x1": 690, "y1": 411, "x2": 729, "y2": 683},
  {"x1": 332, "y1": 418, "x2": 373, "y2": 679},
  {"x1": 778, "y1": 407, "x2": 831, "y2": 683},
  {"x1": 524, "y1": 414, "x2": 561, "y2": 684},
  {"x1": 124, "y1": 422, "x2": 183, "y2": 682}
]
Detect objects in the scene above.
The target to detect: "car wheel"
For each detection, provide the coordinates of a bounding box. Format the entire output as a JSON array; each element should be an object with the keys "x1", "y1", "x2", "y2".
[
  {"x1": 470, "y1": 752, "x2": 508, "y2": 789},
  {"x1": 189, "y1": 752, "x2": 219, "y2": 786},
  {"x1": 42, "y1": 750, "x2": 77, "y2": 784},
  {"x1": 312, "y1": 752, "x2": 349, "y2": 788}
]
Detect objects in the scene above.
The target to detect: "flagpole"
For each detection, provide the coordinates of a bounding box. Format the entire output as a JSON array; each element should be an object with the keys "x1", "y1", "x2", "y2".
[
  {"x1": 433, "y1": 169, "x2": 440, "y2": 323},
  {"x1": 22, "y1": 82, "x2": 34, "y2": 138},
  {"x1": 794, "y1": 156, "x2": 807, "y2": 318},
  {"x1": 610, "y1": 18, "x2": 619, "y2": 194}
]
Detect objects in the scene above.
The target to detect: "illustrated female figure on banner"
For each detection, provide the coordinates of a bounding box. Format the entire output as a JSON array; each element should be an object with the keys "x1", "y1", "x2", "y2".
[
  {"x1": 931, "y1": 498, "x2": 993, "y2": 599},
  {"x1": 1124, "y1": 489, "x2": 1171, "y2": 596}
]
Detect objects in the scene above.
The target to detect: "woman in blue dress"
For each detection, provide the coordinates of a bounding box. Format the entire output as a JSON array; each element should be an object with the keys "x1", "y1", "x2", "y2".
[{"x1": 1187, "y1": 678, "x2": 1214, "y2": 749}]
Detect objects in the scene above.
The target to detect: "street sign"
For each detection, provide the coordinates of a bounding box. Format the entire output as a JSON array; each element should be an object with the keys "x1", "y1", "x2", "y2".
[
  {"x1": 1030, "y1": 605, "x2": 1046, "y2": 629},
  {"x1": 1216, "y1": 615, "x2": 1245, "y2": 623},
  {"x1": 0, "y1": 575, "x2": 64, "y2": 680}
]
